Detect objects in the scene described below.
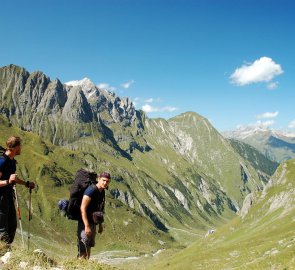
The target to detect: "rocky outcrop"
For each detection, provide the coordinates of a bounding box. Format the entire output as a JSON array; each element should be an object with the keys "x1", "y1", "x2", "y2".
[
  {"x1": 168, "y1": 186, "x2": 190, "y2": 212},
  {"x1": 147, "y1": 189, "x2": 164, "y2": 211},
  {"x1": 110, "y1": 188, "x2": 135, "y2": 209},
  {"x1": 239, "y1": 193, "x2": 253, "y2": 218},
  {"x1": 62, "y1": 86, "x2": 93, "y2": 123}
]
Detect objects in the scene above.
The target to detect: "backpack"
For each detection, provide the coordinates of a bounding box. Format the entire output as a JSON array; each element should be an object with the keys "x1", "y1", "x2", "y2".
[
  {"x1": 0, "y1": 146, "x2": 9, "y2": 175},
  {"x1": 66, "y1": 168, "x2": 98, "y2": 220}
]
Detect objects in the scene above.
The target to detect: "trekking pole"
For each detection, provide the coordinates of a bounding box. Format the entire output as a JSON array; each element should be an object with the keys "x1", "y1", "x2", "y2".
[
  {"x1": 14, "y1": 185, "x2": 25, "y2": 248},
  {"x1": 27, "y1": 187, "x2": 32, "y2": 250}
]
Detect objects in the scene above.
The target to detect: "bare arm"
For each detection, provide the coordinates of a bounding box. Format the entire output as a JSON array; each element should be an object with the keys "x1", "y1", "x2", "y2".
[
  {"x1": 0, "y1": 172, "x2": 35, "y2": 189},
  {"x1": 14, "y1": 175, "x2": 35, "y2": 188},
  {"x1": 81, "y1": 195, "x2": 92, "y2": 236},
  {"x1": 0, "y1": 172, "x2": 17, "y2": 188}
]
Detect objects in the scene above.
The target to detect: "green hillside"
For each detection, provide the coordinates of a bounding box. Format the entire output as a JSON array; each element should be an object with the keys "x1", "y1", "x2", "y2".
[
  {"x1": 0, "y1": 65, "x2": 280, "y2": 269},
  {"x1": 0, "y1": 116, "x2": 175, "y2": 261},
  {"x1": 229, "y1": 138, "x2": 279, "y2": 179},
  {"x1": 149, "y1": 159, "x2": 295, "y2": 269}
]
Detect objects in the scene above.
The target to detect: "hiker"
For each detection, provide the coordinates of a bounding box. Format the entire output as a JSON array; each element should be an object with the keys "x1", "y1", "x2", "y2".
[
  {"x1": 78, "y1": 171, "x2": 111, "y2": 259},
  {"x1": 0, "y1": 136, "x2": 35, "y2": 245}
]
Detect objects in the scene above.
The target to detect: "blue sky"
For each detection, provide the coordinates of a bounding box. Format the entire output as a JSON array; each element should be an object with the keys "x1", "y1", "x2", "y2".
[{"x1": 0, "y1": 0, "x2": 294, "y2": 132}]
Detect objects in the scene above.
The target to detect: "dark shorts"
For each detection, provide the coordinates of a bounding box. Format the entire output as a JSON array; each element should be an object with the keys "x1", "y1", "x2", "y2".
[
  {"x1": 77, "y1": 219, "x2": 96, "y2": 255},
  {"x1": 0, "y1": 193, "x2": 17, "y2": 244}
]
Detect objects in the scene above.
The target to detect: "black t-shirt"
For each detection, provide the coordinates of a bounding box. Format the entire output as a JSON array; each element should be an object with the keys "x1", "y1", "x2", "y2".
[
  {"x1": 0, "y1": 153, "x2": 16, "y2": 195},
  {"x1": 83, "y1": 184, "x2": 105, "y2": 220}
]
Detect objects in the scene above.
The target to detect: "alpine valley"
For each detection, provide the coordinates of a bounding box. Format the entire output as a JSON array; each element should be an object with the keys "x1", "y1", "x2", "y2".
[{"x1": 0, "y1": 64, "x2": 293, "y2": 269}]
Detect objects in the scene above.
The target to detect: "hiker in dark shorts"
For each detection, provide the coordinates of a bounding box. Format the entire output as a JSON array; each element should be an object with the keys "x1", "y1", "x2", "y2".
[
  {"x1": 0, "y1": 136, "x2": 35, "y2": 245},
  {"x1": 78, "y1": 171, "x2": 111, "y2": 258}
]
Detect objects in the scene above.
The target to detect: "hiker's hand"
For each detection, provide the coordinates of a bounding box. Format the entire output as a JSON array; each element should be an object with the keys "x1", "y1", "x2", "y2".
[
  {"x1": 85, "y1": 225, "x2": 92, "y2": 236},
  {"x1": 98, "y1": 223, "x2": 103, "y2": 234},
  {"x1": 8, "y1": 174, "x2": 17, "y2": 184},
  {"x1": 29, "y1": 182, "x2": 35, "y2": 189},
  {"x1": 26, "y1": 181, "x2": 35, "y2": 189}
]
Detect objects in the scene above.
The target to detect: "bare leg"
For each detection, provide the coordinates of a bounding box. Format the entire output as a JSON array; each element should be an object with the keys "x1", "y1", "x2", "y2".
[{"x1": 77, "y1": 248, "x2": 91, "y2": 259}]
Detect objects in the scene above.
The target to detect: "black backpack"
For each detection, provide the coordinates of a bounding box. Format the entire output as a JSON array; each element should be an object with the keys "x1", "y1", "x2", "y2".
[
  {"x1": 0, "y1": 146, "x2": 6, "y2": 157},
  {"x1": 66, "y1": 168, "x2": 98, "y2": 220},
  {"x1": 0, "y1": 146, "x2": 9, "y2": 174}
]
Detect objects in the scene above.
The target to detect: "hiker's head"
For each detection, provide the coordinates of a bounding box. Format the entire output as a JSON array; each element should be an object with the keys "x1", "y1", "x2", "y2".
[
  {"x1": 98, "y1": 172, "x2": 111, "y2": 189},
  {"x1": 6, "y1": 136, "x2": 22, "y2": 155}
]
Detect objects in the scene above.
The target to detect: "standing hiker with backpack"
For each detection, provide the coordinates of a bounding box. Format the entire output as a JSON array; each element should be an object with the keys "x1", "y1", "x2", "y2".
[
  {"x1": 77, "y1": 171, "x2": 111, "y2": 259},
  {"x1": 0, "y1": 136, "x2": 35, "y2": 245}
]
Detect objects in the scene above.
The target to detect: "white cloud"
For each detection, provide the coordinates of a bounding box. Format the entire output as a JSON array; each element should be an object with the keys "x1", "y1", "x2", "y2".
[
  {"x1": 142, "y1": 104, "x2": 155, "y2": 112},
  {"x1": 267, "y1": 81, "x2": 279, "y2": 90},
  {"x1": 256, "y1": 111, "x2": 279, "y2": 119},
  {"x1": 97, "y1": 83, "x2": 116, "y2": 92},
  {"x1": 288, "y1": 120, "x2": 295, "y2": 129},
  {"x1": 121, "y1": 80, "x2": 135, "y2": 89},
  {"x1": 230, "y1": 57, "x2": 283, "y2": 86},
  {"x1": 142, "y1": 104, "x2": 178, "y2": 113},
  {"x1": 145, "y1": 98, "x2": 154, "y2": 103}
]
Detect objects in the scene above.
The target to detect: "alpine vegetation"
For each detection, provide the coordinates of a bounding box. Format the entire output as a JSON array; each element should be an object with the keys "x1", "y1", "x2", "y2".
[{"x1": 0, "y1": 64, "x2": 281, "y2": 269}]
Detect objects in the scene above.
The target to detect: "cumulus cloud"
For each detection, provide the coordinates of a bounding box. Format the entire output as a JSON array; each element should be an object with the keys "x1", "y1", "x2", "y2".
[
  {"x1": 288, "y1": 120, "x2": 295, "y2": 129},
  {"x1": 256, "y1": 111, "x2": 279, "y2": 119},
  {"x1": 121, "y1": 80, "x2": 135, "y2": 89},
  {"x1": 230, "y1": 57, "x2": 283, "y2": 86},
  {"x1": 142, "y1": 104, "x2": 178, "y2": 113},
  {"x1": 142, "y1": 104, "x2": 155, "y2": 112},
  {"x1": 97, "y1": 83, "x2": 116, "y2": 92},
  {"x1": 267, "y1": 81, "x2": 279, "y2": 90}
]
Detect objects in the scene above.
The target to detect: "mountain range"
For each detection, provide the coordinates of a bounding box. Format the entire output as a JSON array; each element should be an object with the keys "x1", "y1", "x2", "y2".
[
  {"x1": 0, "y1": 64, "x2": 285, "y2": 268},
  {"x1": 224, "y1": 126, "x2": 295, "y2": 163}
]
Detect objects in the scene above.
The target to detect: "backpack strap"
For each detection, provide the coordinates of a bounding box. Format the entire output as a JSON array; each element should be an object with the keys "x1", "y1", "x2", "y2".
[
  {"x1": 0, "y1": 146, "x2": 9, "y2": 178},
  {"x1": 99, "y1": 189, "x2": 106, "y2": 212}
]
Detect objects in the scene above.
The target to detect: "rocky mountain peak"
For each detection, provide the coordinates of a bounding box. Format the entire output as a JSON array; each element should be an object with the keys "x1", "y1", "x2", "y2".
[
  {"x1": 0, "y1": 64, "x2": 147, "y2": 153},
  {"x1": 65, "y1": 77, "x2": 97, "y2": 99},
  {"x1": 223, "y1": 125, "x2": 295, "y2": 141}
]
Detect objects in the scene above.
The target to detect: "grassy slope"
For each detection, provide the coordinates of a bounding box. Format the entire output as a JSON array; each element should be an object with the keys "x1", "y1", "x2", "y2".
[
  {"x1": 0, "y1": 116, "x2": 244, "y2": 269},
  {"x1": 229, "y1": 138, "x2": 279, "y2": 177},
  {"x1": 0, "y1": 112, "x2": 277, "y2": 269},
  {"x1": 168, "y1": 113, "x2": 263, "y2": 205},
  {"x1": 0, "y1": 116, "x2": 175, "y2": 260},
  {"x1": 0, "y1": 113, "x2": 230, "y2": 261},
  {"x1": 149, "y1": 159, "x2": 295, "y2": 270}
]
